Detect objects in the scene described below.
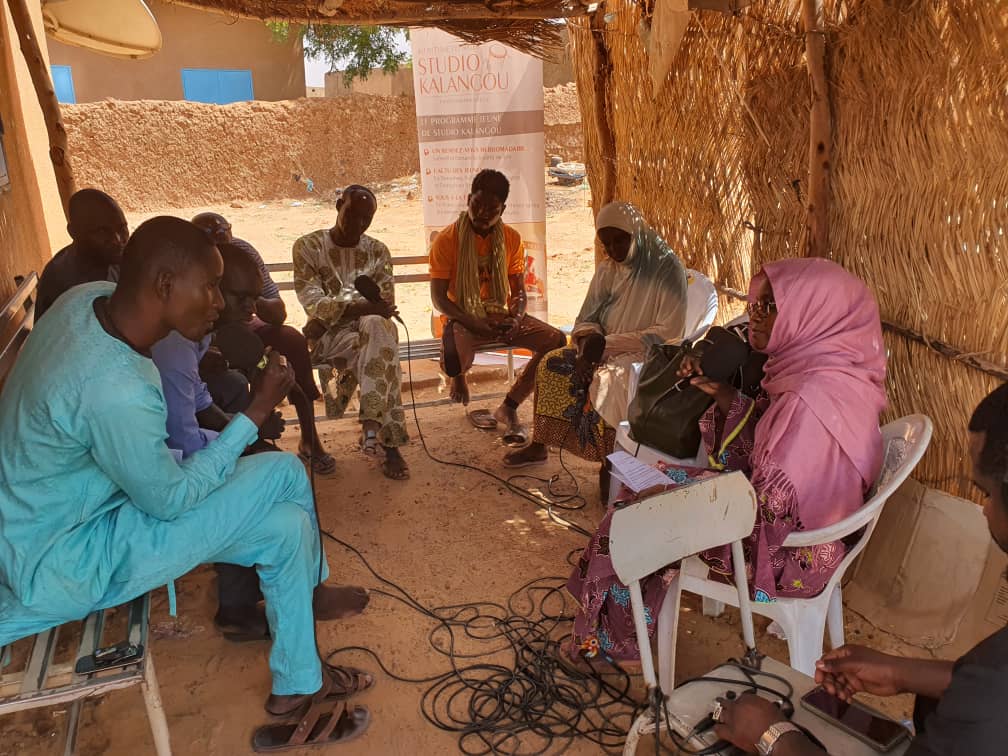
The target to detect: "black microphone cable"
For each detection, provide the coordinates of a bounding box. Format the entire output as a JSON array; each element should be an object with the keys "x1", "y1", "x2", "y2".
[{"x1": 302, "y1": 313, "x2": 666, "y2": 754}]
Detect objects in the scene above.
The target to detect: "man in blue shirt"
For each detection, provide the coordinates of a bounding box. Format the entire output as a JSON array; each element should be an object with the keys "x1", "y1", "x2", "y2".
[
  {"x1": 0, "y1": 217, "x2": 371, "y2": 732},
  {"x1": 192, "y1": 213, "x2": 334, "y2": 475}
]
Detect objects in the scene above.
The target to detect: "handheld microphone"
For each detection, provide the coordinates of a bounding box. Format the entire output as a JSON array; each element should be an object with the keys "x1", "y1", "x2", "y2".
[
  {"x1": 354, "y1": 274, "x2": 403, "y2": 325},
  {"x1": 213, "y1": 321, "x2": 266, "y2": 373}
]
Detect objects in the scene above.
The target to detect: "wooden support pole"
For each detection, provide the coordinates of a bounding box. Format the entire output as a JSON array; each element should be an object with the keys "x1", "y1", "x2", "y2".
[
  {"x1": 7, "y1": 0, "x2": 76, "y2": 217},
  {"x1": 590, "y1": 8, "x2": 617, "y2": 263},
  {"x1": 801, "y1": 0, "x2": 831, "y2": 258},
  {"x1": 880, "y1": 321, "x2": 1008, "y2": 383},
  {"x1": 171, "y1": 0, "x2": 587, "y2": 23}
]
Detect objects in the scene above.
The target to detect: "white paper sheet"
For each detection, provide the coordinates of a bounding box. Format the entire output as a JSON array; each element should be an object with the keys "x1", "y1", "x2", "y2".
[{"x1": 607, "y1": 450, "x2": 670, "y2": 493}]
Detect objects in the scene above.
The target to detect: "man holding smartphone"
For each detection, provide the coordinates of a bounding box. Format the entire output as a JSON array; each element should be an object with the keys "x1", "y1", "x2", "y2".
[
  {"x1": 430, "y1": 169, "x2": 565, "y2": 439},
  {"x1": 714, "y1": 384, "x2": 1008, "y2": 755}
]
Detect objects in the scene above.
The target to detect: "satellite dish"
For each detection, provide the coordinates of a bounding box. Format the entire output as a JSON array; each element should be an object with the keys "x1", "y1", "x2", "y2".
[{"x1": 42, "y1": 0, "x2": 162, "y2": 60}]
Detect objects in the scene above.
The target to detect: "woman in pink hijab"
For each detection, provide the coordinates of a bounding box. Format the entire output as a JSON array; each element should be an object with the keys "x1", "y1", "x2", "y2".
[{"x1": 565, "y1": 258, "x2": 887, "y2": 663}]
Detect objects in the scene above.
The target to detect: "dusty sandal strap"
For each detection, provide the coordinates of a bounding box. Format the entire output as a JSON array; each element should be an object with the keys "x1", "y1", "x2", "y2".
[
  {"x1": 252, "y1": 704, "x2": 371, "y2": 751},
  {"x1": 324, "y1": 664, "x2": 375, "y2": 700},
  {"x1": 467, "y1": 409, "x2": 498, "y2": 430},
  {"x1": 360, "y1": 430, "x2": 379, "y2": 456}
]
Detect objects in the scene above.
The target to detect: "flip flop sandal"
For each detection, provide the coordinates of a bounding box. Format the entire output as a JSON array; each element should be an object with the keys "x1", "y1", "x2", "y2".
[
  {"x1": 502, "y1": 423, "x2": 529, "y2": 446},
  {"x1": 252, "y1": 702, "x2": 370, "y2": 752},
  {"x1": 359, "y1": 429, "x2": 380, "y2": 456},
  {"x1": 556, "y1": 640, "x2": 639, "y2": 677},
  {"x1": 323, "y1": 664, "x2": 376, "y2": 701},
  {"x1": 265, "y1": 665, "x2": 376, "y2": 717},
  {"x1": 467, "y1": 409, "x2": 498, "y2": 430},
  {"x1": 502, "y1": 449, "x2": 548, "y2": 468},
  {"x1": 297, "y1": 451, "x2": 337, "y2": 476}
]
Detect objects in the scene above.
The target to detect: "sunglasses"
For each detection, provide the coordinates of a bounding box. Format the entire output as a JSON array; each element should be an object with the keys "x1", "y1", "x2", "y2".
[{"x1": 746, "y1": 299, "x2": 777, "y2": 318}]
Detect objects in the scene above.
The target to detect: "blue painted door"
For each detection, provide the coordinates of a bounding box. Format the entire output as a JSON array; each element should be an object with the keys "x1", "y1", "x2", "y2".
[
  {"x1": 51, "y1": 65, "x2": 76, "y2": 104},
  {"x1": 181, "y1": 69, "x2": 254, "y2": 104}
]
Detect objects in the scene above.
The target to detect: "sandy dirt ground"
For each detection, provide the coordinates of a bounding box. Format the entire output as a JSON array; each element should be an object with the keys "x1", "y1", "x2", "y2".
[{"x1": 7, "y1": 182, "x2": 929, "y2": 755}]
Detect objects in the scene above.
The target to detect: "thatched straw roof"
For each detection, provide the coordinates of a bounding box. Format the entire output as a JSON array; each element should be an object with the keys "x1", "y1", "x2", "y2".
[
  {"x1": 570, "y1": 0, "x2": 1008, "y2": 499},
  {"x1": 164, "y1": 0, "x2": 584, "y2": 54}
]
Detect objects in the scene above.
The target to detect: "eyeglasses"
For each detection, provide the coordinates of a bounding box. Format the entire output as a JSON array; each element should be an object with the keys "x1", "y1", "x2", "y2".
[
  {"x1": 201, "y1": 223, "x2": 231, "y2": 237},
  {"x1": 746, "y1": 299, "x2": 777, "y2": 318}
]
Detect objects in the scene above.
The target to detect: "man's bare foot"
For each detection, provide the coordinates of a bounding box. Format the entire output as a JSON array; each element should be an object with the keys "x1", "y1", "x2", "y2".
[
  {"x1": 266, "y1": 687, "x2": 322, "y2": 717},
  {"x1": 314, "y1": 584, "x2": 370, "y2": 621},
  {"x1": 298, "y1": 442, "x2": 336, "y2": 475},
  {"x1": 381, "y1": 446, "x2": 409, "y2": 480},
  {"x1": 493, "y1": 403, "x2": 529, "y2": 445},
  {"x1": 265, "y1": 664, "x2": 375, "y2": 715},
  {"x1": 503, "y1": 443, "x2": 548, "y2": 468},
  {"x1": 493, "y1": 404, "x2": 518, "y2": 427},
  {"x1": 450, "y1": 374, "x2": 470, "y2": 405}
]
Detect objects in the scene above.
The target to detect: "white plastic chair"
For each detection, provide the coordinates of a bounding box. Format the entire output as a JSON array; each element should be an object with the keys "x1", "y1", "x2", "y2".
[
  {"x1": 609, "y1": 472, "x2": 758, "y2": 756},
  {"x1": 619, "y1": 268, "x2": 717, "y2": 408},
  {"x1": 682, "y1": 269, "x2": 719, "y2": 344},
  {"x1": 659, "y1": 415, "x2": 933, "y2": 681}
]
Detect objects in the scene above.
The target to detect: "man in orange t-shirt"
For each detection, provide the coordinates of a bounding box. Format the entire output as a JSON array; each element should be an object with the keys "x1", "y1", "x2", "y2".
[{"x1": 430, "y1": 169, "x2": 566, "y2": 441}]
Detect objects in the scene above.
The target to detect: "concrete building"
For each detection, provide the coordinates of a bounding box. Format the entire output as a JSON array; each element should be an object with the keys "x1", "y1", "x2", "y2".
[
  {"x1": 46, "y1": 1, "x2": 304, "y2": 104},
  {"x1": 324, "y1": 67, "x2": 414, "y2": 98}
]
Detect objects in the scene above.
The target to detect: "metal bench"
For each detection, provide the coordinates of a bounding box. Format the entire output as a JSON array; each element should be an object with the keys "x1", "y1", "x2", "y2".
[
  {"x1": 265, "y1": 257, "x2": 516, "y2": 384},
  {"x1": 0, "y1": 274, "x2": 171, "y2": 756}
]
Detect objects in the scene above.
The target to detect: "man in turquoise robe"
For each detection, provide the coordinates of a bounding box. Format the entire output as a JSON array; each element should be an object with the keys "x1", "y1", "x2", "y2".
[{"x1": 0, "y1": 217, "x2": 370, "y2": 727}]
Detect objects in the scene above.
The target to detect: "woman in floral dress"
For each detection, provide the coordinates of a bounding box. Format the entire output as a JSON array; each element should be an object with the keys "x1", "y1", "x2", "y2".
[
  {"x1": 565, "y1": 258, "x2": 887, "y2": 663},
  {"x1": 503, "y1": 203, "x2": 687, "y2": 485}
]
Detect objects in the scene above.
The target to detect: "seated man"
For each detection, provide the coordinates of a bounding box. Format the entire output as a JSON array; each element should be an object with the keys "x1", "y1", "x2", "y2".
[
  {"x1": 35, "y1": 188, "x2": 129, "y2": 319},
  {"x1": 714, "y1": 385, "x2": 1008, "y2": 756},
  {"x1": 150, "y1": 269, "x2": 286, "y2": 642},
  {"x1": 293, "y1": 184, "x2": 409, "y2": 481},
  {"x1": 429, "y1": 169, "x2": 566, "y2": 442},
  {"x1": 0, "y1": 217, "x2": 372, "y2": 731},
  {"x1": 192, "y1": 212, "x2": 335, "y2": 474}
]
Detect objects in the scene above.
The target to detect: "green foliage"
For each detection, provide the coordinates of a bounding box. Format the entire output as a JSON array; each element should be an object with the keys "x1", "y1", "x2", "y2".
[{"x1": 268, "y1": 22, "x2": 408, "y2": 85}]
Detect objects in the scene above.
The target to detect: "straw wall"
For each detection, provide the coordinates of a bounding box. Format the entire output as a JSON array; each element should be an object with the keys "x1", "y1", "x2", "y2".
[{"x1": 570, "y1": 0, "x2": 1008, "y2": 498}]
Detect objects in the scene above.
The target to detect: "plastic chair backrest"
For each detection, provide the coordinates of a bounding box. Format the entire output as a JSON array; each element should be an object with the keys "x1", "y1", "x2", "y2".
[
  {"x1": 610, "y1": 471, "x2": 757, "y2": 584},
  {"x1": 781, "y1": 415, "x2": 933, "y2": 548},
  {"x1": 683, "y1": 269, "x2": 718, "y2": 342}
]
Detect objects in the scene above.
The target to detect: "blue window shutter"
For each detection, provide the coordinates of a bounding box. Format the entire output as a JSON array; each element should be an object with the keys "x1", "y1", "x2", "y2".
[
  {"x1": 181, "y1": 69, "x2": 218, "y2": 103},
  {"x1": 51, "y1": 65, "x2": 76, "y2": 104},
  {"x1": 181, "y1": 68, "x2": 253, "y2": 104},
  {"x1": 217, "y1": 70, "x2": 254, "y2": 102}
]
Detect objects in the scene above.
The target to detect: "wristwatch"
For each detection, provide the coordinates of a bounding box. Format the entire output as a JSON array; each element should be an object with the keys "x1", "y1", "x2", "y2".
[{"x1": 756, "y1": 721, "x2": 802, "y2": 755}]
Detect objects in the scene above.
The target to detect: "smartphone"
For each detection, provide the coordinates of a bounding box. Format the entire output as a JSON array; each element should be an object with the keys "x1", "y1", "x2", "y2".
[
  {"x1": 801, "y1": 687, "x2": 909, "y2": 752},
  {"x1": 74, "y1": 641, "x2": 144, "y2": 675}
]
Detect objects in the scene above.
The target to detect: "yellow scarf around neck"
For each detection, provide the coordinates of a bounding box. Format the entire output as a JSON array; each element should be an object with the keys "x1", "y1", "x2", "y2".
[{"x1": 454, "y1": 212, "x2": 509, "y2": 318}]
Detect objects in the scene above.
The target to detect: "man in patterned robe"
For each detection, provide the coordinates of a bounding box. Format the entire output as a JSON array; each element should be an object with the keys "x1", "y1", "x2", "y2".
[{"x1": 293, "y1": 185, "x2": 409, "y2": 480}]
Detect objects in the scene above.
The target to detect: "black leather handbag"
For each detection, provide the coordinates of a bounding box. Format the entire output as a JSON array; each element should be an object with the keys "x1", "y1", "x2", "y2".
[{"x1": 627, "y1": 326, "x2": 761, "y2": 458}]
